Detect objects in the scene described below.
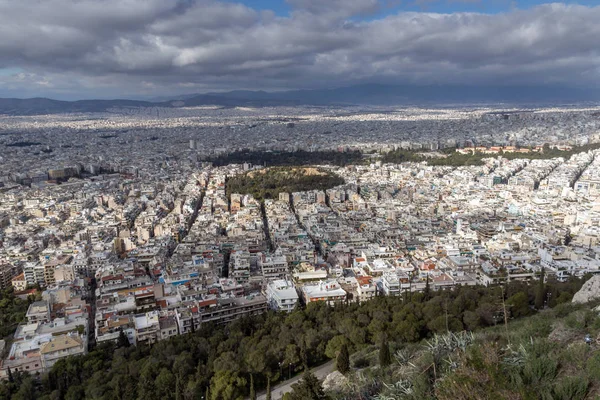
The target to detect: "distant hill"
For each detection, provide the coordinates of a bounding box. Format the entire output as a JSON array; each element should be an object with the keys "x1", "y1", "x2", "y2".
[
  {"x1": 1, "y1": 84, "x2": 600, "y2": 115},
  {"x1": 0, "y1": 97, "x2": 155, "y2": 115}
]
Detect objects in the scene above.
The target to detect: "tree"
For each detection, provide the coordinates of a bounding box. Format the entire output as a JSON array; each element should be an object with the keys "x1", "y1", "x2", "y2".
[
  {"x1": 265, "y1": 376, "x2": 271, "y2": 400},
  {"x1": 249, "y1": 374, "x2": 256, "y2": 400},
  {"x1": 12, "y1": 377, "x2": 36, "y2": 400},
  {"x1": 117, "y1": 328, "x2": 130, "y2": 348},
  {"x1": 379, "y1": 336, "x2": 391, "y2": 368},
  {"x1": 7, "y1": 367, "x2": 13, "y2": 383},
  {"x1": 325, "y1": 335, "x2": 347, "y2": 359},
  {"x1": 336, "y1": 343, "x2": 350, "y2": 375},
  {"x1": 535, "y1": 267, "x2": 546, "y2": 310},
  {"x1": 507, "y1": 292, "x2": 532, "y2": 318},
  {"x1": 210, "y1": 370, "x2": 247, "y2": 400},
  {"x1": 288, "y1": 371, "x2": 327, "y2": 400},
  {"x1": 155, "y1": 368, "x2": 176, "y2": 400},
  {"x1": 424, "y1": 274, "x2": 431, "y2": 301},
  {"x1": 175, "y1": 375, "x2": 182, "y2": 400}
]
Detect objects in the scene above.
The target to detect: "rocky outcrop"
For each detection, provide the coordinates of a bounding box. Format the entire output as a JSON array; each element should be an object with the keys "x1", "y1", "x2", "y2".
[
  {"x1": 322, "y1": 371, "x2": 349, "y2": 392},
  {"x1": 572, "y1": 275, "x2": 600, "y2": 304}
]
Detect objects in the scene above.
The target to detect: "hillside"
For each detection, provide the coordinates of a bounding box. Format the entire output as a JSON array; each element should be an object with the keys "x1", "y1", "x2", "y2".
[
  {"x1": 3, "y1": 84, "x2": 600, "y2": 115},
  {"x1": 0, "y1": 277, "x2": 585, "y2": 399},
  {"x1": 324, "y1": 301, "x2": 600, "y2": 400}
]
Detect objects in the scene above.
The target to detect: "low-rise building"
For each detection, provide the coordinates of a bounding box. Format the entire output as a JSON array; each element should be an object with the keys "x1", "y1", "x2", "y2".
[{"x1": 301, "y1": 280, "x2": 347, "y2": 305}]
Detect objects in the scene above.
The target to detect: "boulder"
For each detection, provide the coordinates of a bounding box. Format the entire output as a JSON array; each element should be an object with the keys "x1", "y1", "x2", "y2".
[
  {"x1": 572, "y1": 275, "x2": 600, "y2": 304},
  {"x1": 322, "y1": 371, "x2": 349, "y2": 392}
]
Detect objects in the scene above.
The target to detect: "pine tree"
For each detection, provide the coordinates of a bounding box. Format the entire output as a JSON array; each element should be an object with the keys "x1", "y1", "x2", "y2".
[
  {"x1": 336, "y1": 343, "x2": 350, "y2": 375},
  {"x1": 117, "y1": 328, "x2": 130, "y2": 348},
  {"x1": 424, "y1": 274, "x2": 431, "y2": 301},
  {"x1": 7, "y1": 366, "x2": 13, "y2": 383},
  {"x1": 175, "y1": 375, "x2": 182, "y2": 400},
  {"x1": 535, "y1": 267, "x2": 546, "y2": 309},
  {"x1": 379, "y1": 337, "x2": 391, "y2": 368},
  {"x1": 249, "y1": 374, "x2": 256, "y2": 400},
  {"x1": 265, "y1": 376, "x2": 272, "y2": 400},
  {"x1": 289, "y1": 371, "x2": 326, "y2": 400}
]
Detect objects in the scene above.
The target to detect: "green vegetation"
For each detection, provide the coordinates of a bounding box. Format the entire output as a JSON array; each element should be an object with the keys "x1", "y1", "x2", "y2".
[
  {"x1": 382, "y1": 142, "x2": 600, "y2": 167},
  {"x1": 226, "y1": 167, "x2": 344, "y2": 201},
  {"x1": 0, "y1": 277, "x2": 584, "y2": 400},
  {"x1": 337, "y1": 301, "x2": 600, "y2": 400},
  {"x1": 209, "y1": 149, "x2": 364, "y2": 167},
  {"x1": 0, "y1": 287, "x2": 32, "y2": 340},
  {"x1": 379, "y1": 336, "x2": 391, "y2": 368},
  {"x1": 336, "y1": 344, "x2": 350, "y2": 375},
  {"x1": 289, "y1": 371, "x2": 328, "y2": 400}
]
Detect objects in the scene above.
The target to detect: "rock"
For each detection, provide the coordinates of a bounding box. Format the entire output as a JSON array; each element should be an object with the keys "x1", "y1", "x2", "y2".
[
  {"x1": 572, "y1": 275, "x2": 600, "y2": 304},
  {"x1": 322, "y1": 371, "x2": 349, "y2": 392}
]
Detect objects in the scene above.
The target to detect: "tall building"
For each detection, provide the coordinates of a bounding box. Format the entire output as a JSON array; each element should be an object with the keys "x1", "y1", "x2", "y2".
[{"x1": 0, "y1": 263, "x2": 20, "y2": 290}]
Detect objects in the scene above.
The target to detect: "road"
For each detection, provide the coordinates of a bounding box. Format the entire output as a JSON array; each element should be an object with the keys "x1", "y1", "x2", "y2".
[{"x1": 255, "y1": 360, "x2": 335, "y2": 400}]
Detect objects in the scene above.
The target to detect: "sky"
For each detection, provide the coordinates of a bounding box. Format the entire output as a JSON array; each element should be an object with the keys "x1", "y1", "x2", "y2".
[{"x1": 0, "y1": 0, "x2": 599, "y2": 100}]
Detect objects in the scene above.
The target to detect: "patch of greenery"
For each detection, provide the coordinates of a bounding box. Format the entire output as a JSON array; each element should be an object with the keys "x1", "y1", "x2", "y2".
[
  {"x1": 0, "y1": 287, "x2": 31, "y2": 340},
  {"x1": 382, "y1": 142, "x2": 600, "y2": 167},
  {"x1": 226, "y1": 167, "x2": 344, "y2": 201}
]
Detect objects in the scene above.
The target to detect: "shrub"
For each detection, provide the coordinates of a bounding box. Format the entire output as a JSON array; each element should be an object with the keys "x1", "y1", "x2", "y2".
[
  {"x1": 351, "y1": 356, "x2": 370, "y2": 369},
  {"x1": 552, "y1": 376, "x2": 589, "y2": 400},
  {"x1": 553, "y1": 303, "x2": 578, "y2": 318},
  {"x1": 522, "y1": 356, "x2": 558, "y2": 385},
  {"x1": 585, "y1": 353, "x2": 600, "y2": 380}
]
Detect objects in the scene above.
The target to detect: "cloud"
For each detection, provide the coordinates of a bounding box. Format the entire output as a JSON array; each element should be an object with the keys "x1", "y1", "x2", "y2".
[{"x1": 0, "y1": 1, "x2": 598, "y2": 98}]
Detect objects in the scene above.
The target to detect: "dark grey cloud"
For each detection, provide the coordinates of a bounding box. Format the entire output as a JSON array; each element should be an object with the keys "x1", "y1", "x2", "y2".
[{"x1": 0, "y1": 1, "x2": 598, "y2": 99}]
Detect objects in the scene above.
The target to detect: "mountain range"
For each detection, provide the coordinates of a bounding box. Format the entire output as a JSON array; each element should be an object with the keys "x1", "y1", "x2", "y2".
[{"x1": 1, "y1": 84, "x2": 599, "y2": 115}]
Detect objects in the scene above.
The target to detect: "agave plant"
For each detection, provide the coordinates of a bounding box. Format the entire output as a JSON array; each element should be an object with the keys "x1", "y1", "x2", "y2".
[
  {"x1": 502, "y1": 343, "x2": 528, "y2": 367},
  {"x1": 371, "y1": 395, "x2": 397, "y2": 400},
  {"x1": 382, "y1": 379, "x2": 414, "y2": 396},
  {"x1": 443, "y1": 355, "x2": 459, "y2": 370},
  {"x1": 393, "y1": 349, "x2": 416, "y2": 367},
  {"x1": 424, "y1": 331, "x2": 475, "y2": 355}
]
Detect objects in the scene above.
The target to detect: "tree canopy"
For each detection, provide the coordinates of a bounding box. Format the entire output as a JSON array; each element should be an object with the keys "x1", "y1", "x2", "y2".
[{"x1": 0, "y1": 277, "x2": 584, "y2": 400}]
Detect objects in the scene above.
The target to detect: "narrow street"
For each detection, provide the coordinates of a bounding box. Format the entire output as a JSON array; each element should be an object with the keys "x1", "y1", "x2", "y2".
[{"x1": 255, "y1": 360, "x2": 335, "y2": 400}]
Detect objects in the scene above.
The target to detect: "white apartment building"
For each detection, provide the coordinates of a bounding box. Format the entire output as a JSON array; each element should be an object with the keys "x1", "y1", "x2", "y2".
[
  {"x1": 301, "y1": 280, "x2": 347, "y2": 306},
  {"x1": 265, "y1": 279, "x2": 299, "y2": 312}
]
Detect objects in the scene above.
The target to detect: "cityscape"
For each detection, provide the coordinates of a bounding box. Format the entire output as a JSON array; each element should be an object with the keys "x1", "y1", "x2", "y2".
[{"x1": 2, "y1": 103, "x2": 600, "y2": 398}]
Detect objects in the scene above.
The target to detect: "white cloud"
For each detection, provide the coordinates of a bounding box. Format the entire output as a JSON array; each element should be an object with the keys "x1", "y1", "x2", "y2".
[{"x1": 0, "y1": 1, "x2": 598, "y2": 98}]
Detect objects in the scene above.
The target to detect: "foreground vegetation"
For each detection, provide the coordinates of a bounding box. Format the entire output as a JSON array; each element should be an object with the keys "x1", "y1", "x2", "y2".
[
  {"x1": 328, "y1": 300, "x2": 600, "y2": 400},
  {"x1": 0, "y1": 277, "x2": 585, "y2": 400},
  {"x1": 209, "y1": 150, "x2": 364, "y2": 167},
  {"x1": 226, "y1": 167, "x2": 344, "y2": 201}
]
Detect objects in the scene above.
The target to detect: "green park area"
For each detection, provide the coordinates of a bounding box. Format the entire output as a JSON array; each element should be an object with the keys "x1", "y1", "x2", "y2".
[{"x1": 226, "y1": 167, "x2": 344, "y2": 201}]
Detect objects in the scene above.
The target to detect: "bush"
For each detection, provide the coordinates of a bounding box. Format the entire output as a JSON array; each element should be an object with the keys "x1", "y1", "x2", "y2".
[
  {"x1": 564, "y1": 311, "x2": 589, "y2": 330},
  {"x1": 351, "y1": 356, "x2": 369, "y2": 369},
  {"x1": 552, "y1": 376, "x2": 589, "y2": 400},
  {"x1": 522, "y1": 356, "x2": 558, "y2": 385},
  {"x1": 585, "y1": 353, "x2": 600, "y2": 380},
  {"x1": 558, "y1": 343, "x2": 588, "y2": 370},
  {"x1": 553, "y1": 303, "x2": 579, "y2": 318}
]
